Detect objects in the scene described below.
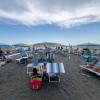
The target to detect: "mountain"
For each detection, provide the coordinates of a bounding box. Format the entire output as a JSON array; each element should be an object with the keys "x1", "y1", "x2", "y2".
[
  {"x1": 33, "y1": 42, "x2": 61, "y2": 46},
  {"x1": 0, "y1": 43, "x2": 14, "y2": 48},
  {"x1": 77, "y1": 43, "x2": 100, "y2": 46},
  {"x1": 13, "y1": 43, "x2": 28, "y2": 47}
]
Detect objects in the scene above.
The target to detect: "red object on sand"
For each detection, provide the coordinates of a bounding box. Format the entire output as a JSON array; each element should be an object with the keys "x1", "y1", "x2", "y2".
[
  {"x1": 94, "y1": 67, "x2": 100, "y2": 72},
  {"x1": 31, "y1": 79, "x2": 42, "y2": 90}
]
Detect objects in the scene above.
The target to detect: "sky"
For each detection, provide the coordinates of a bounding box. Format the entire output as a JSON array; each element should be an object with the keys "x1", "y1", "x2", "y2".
[{"x1": 0, "y1": 0, "x2": 100, "y2": 45}]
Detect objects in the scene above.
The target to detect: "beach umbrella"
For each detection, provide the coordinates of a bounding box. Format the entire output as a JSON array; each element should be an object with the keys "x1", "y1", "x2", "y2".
[{"x1": 32, "y1": 63, "x2": 44, "y2": 69}]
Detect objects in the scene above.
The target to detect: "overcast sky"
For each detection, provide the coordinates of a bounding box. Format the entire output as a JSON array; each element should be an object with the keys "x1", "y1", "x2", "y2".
[
  {"x1": 0, "y1": 0, "x2": 100, "y2": 27},
  {"x1": 0, "y1": 0, "x2": 100, "y2": 45}
]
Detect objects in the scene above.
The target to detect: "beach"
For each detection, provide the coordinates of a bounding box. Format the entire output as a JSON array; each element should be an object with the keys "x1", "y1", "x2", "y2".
[{"x1": 0, "y1": 53, "x2": 100, "y2": 100}]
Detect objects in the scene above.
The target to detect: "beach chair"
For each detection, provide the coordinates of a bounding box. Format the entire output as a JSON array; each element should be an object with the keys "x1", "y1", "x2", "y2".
[
  {"x1": 92, "y1": 60, "x2": 100, "y2": 72},
  {"x1": 16, "y1": 56, "x2": 28, "y2": 64},
  {"x1": 80, "y1": 60, "x2": 100, "y2": 76},
  {"x1": 16, "y1": 51, "x2": 33, "y2": 64},
  {"x1": 46, "y1": 63, "x2": 65, "y2": 82}
]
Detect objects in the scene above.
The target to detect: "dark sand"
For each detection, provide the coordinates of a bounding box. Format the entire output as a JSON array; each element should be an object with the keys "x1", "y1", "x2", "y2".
[{"x1": 0, "y1": 53, "x2": 100, "y2": 100}]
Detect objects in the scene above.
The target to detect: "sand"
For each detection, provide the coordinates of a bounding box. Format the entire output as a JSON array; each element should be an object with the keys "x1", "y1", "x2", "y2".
[{"x1": 0, "y1": 53, "x2": 100, "y2": 100}]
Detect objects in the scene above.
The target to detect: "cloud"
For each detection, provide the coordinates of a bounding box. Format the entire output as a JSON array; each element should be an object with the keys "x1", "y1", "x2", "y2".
[{"x1": 0, "y1": 0, "x2": 100, "y2": 28}]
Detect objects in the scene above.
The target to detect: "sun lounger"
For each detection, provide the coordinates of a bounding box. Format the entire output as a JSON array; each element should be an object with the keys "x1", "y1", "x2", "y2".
[
  {"x1": 16, "y1": 51, "x2": 33, "y2": 64},
  {"x1": 16, "y1": 57, "x2": 28, "y2": 64},
  {"x1": 80, "y1": 64, "x2": 100, "y2": 76}
]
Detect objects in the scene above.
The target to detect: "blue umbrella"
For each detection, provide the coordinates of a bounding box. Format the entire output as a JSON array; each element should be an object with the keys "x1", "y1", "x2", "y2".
[{"x1": 32, "y1": 63, "x2": 43, "y2": 68}]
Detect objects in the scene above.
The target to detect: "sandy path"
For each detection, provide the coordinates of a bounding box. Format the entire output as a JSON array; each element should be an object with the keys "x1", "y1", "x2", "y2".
[{"x1": 0, "y1": 53, "x2": 100, "y2": 100}]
